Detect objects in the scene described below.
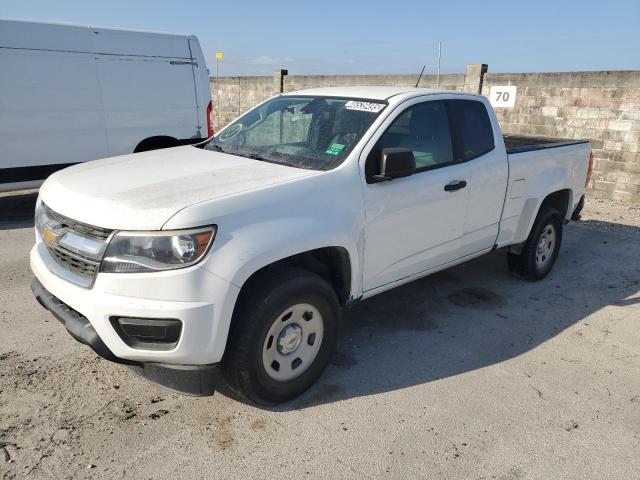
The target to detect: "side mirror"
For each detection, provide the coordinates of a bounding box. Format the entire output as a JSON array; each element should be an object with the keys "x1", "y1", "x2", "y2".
[{"x1": 372, "y1": 148, "x2": 416, "y2": 182}]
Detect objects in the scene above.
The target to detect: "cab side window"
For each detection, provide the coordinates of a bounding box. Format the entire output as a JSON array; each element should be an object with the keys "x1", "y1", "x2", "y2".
[
  {"x1": 379, "y1": 102, "x2": 454, "y2": 170},
  {"x1": 366, "y1": 101, "x2": 455, "y2": 181}
]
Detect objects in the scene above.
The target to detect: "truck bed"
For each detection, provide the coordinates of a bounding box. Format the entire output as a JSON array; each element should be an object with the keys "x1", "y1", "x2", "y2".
[{"x1": 504, "y1": 134, "x2": 589, "y2": 154}]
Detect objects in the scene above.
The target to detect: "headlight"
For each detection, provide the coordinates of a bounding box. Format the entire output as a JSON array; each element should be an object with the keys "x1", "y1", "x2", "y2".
[
  {"x1": 34, "y1": 198, "x2": 46, "y2": 234},
  {"x1": 101, "y1": 227, "x2": 215, "y2": 273}
]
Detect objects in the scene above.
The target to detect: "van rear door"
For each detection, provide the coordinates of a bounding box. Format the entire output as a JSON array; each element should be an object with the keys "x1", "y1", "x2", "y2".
[
  {"x1": 92, "y1": 29, "x2": 200, "y2": 155},
  {"x1": 188, "y1": 37, "x2": 212, "y2": 138}
]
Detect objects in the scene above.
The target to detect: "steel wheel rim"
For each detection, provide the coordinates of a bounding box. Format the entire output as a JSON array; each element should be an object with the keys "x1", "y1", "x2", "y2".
[
  {"x1": 535, "y1": 223, "x2": 556, "y2": 269},
  {"x1": 262, "y1": 303, "x2": 324, "y2": 382}
]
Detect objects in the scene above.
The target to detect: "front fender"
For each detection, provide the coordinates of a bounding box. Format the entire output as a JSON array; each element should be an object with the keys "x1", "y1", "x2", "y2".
[
  {"x1": 202, "y1": 217, "x2": 363, "y2": 298},
  {"x1": 161, "y1": 160, "x2": 366, "y2": 300}
]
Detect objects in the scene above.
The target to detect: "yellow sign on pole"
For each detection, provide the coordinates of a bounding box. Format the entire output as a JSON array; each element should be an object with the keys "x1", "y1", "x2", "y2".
[{"x1": 216, "y1": 52, "x2": 223, "y2": 60}]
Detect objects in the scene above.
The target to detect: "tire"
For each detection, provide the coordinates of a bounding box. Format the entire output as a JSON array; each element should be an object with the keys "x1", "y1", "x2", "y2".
[
  {"x1": 222, "y1": 267, "x2": 340, "y2": 405},
  {"x1": 507, "y1": 206, "x2": 563, "y2": 281}
]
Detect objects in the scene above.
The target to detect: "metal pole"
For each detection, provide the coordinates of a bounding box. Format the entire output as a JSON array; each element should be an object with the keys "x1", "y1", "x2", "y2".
[
  {"x1": 216, "y1": 58, "x2": 220, "y2": 131},
  {"x1": 436, "y1": 41, "x2": 442, "y2": 89}
]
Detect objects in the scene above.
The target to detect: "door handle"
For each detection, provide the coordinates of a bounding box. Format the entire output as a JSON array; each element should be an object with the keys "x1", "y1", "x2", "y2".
[
  {"x1": 169, "y1": 60, "x2": 198, "y2": 66},
  {"x1": 444, "y1": 180, "x2": 467, "y2": 192}
]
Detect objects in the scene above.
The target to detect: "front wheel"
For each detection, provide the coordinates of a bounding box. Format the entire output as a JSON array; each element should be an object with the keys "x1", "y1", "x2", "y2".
[
  {"x1": 222, "y1": 268, "x2": 340, "y2": 405},
  {"x1": 507, "y1": 206, "x2": 563, "y2": 281}
]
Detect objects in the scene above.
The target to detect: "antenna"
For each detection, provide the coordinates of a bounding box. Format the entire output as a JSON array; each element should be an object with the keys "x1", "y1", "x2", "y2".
[
  {"x1": 415, "y1": 65, "x2": 426, "y2": 88},
  {"x1": 436, "y1": 41, "x2": 442, "y2": 89}
]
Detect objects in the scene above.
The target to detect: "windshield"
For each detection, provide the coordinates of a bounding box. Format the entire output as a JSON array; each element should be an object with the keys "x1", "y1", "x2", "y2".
[{"x1": 204, "y1": 96, "x2": 386, "y2": 171}]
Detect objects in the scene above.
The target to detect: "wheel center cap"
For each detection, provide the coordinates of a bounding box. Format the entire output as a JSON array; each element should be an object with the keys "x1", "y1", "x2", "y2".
[{"x1": 277, "y1": 324, "x2": 302, "y2": 355}]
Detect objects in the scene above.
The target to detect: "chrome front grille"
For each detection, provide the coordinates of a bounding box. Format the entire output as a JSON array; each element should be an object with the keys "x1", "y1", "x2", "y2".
[
  {"x1": 44, "y1": 207, "x2": 112, "y2": 240},
  {"x1": 47, "y1": 244, "x2": 100, "y2": 280},
  {"x1": 38, "y1": 204, "x2": 112, "y2": 287}
]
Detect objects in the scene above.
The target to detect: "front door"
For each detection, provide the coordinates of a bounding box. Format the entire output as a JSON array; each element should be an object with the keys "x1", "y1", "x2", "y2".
[{"x1": 361, "y1": 99, "x2": 470, "y2": 292}]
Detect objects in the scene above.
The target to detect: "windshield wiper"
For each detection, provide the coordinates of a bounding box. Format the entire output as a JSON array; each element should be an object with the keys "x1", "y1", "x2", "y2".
[
  {"x1": 242, "y1": 152, "x2": 287, "y2": 167},
  {"x1": 208, "y1": 143, "x2": 225, "y2": 153},
  {"x1": 245, "y1": 153, "x2": 269, "y2": 162}
]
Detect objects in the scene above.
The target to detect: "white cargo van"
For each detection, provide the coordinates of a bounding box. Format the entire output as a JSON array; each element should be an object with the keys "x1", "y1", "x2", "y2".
[{"x1": 0, "y1": 19, "x2": 212, "y2": 192}]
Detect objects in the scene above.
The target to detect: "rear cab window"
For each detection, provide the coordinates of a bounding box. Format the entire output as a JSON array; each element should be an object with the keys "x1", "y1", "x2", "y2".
[{"x1": 448, "y1": 100, "x2": 495, "y2": 161}]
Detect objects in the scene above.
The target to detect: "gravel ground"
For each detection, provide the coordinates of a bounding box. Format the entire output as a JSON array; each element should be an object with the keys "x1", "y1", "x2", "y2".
[
  {"x1": 578, "y1": 194, "x2": 640, "y2": 237},
  {"x1": 1, "y1": 191, "x2": 639, "y2": 480}
]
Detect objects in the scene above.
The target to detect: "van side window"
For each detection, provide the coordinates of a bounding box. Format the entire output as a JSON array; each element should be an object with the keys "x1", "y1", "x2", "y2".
[
  {"x1": 377, "y1": 102, "x2": 454, "y2": 170},
  {"x1": 448, "y1": 100, "x2": 495, "y2": 161}
]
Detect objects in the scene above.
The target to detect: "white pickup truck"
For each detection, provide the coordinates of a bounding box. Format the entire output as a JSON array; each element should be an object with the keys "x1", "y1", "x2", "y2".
[{"x1": 31, "y1": 86, "x2": 593, "y2": 404}]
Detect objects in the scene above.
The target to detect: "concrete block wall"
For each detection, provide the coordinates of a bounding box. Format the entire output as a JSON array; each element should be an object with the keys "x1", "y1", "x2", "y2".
[
  {"x1": 480, "y1": 71, "x2": 640, "y2": 202},
  {"x1": 210, "y1": 75, "x2": 273, "y2": 131},
  {"x1": 211, "y1": 67, "x2": 640, "y2": 202}
]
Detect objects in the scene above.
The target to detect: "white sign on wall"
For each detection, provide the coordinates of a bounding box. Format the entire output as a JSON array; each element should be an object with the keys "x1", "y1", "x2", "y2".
[{"x1": 489, "y1": 85, "x2": 517, "y2": 108}]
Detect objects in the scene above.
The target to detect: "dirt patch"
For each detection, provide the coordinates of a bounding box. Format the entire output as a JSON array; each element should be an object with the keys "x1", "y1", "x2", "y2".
[
  {"x1": 249, "y1": 419, "x2": 266, "y2": 430},
  {"x1": 213, "y1": 416, "x2": 234, "y2": 449}
]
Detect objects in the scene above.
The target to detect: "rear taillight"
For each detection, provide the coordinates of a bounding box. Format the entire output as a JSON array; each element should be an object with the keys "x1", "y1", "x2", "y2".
[
  {"x1": 206, "y1": 100, "x2": 214, "y2": 138},
  {"x1": 586, "y1": 151, "x2": 594, "y2": 187}
]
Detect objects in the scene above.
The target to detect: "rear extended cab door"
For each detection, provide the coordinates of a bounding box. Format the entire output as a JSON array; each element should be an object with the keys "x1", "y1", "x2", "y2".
[{"x1": 449, "y1": 98, "x2": 509, "y2": 257}]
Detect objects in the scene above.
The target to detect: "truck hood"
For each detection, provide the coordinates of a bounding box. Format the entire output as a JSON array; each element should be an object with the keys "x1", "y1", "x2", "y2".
[{"x1": 39, "y1": 146, "x2": 319, "y2": 230}]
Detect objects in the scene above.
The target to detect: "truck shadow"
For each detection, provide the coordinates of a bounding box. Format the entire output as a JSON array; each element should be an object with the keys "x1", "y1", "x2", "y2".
[
  {"x1": 256, "y1": 222, "x2": 640, "y2": 411},
  {"x1": 0, "y1": 191, "x2": 37, "y2": 230}
]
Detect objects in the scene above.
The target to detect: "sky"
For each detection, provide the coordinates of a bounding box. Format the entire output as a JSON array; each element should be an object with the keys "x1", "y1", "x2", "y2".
[{"x1": 1, "y1": 0, "x2": 638, "y2": 76}]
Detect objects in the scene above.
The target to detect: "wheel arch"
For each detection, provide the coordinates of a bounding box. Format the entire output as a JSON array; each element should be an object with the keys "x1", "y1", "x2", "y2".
[
  {"x1": 539, "y1": 188, "x2": 573, "y2": 221},
  {"x1": 509, "y1": 188, "x2": 573, "y2": 254},
  {"x1": 235, "y1": 246, "x2": 354, "y2": 306},
  {"x1": 133, "y1": 135, "x2": 180, "y2": 153}
]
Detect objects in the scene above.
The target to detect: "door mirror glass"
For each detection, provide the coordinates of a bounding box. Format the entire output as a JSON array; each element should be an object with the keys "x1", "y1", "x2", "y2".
[{"x1": 373, "y1": 148, "x2": 416, "y2": 182}]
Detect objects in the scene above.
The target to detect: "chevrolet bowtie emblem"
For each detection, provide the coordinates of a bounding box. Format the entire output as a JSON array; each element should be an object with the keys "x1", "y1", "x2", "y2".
[{"x1": 41, "y1": 225, "x2": 61, "y2": 244}]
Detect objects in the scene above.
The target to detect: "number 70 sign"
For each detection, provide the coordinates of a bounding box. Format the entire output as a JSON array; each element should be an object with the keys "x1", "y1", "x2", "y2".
[{"x1": 489, "y1": 86, "x2": 517, "y2": 108}]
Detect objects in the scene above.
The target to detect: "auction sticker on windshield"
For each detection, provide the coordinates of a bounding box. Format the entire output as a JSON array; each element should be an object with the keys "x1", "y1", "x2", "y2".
[
  {"x1": 326, "y1": 143, "x2": 346, "y2": 155},
  {"x1": 220, "y1": 123, "x2": 242, "y2": 141},
  {"x1": 345, "y1": 101, "x2": 385, "y2": 113}
]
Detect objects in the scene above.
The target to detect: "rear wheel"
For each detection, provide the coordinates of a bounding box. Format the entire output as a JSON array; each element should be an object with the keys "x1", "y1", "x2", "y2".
[
  {"x1": 507, "y1": 206, "x2": 563, "y2": 281},
  {"x1": 222, "y1": 268, "x2": 340, "y2": 405}
]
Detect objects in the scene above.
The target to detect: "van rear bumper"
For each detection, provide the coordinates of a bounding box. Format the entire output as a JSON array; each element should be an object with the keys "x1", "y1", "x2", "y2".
[{"x1": 31, "y1": 278, "x2": 218, "y2": 396}]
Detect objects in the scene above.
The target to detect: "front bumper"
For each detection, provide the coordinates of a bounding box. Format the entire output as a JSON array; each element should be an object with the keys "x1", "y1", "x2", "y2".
[
  {"x1": 31, "y1": 277, "x2": 128, "y2": 364},
  {"x1": 31, "y1": 278, "x2": 219, "y2": 395},
  {"x1": 30, "y1": 241, "x2": 241, "y2": 395}
]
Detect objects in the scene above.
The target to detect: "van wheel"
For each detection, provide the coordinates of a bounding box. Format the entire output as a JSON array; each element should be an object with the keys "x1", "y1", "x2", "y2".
[
  {"x1": 507, "y1": 206, "x2": 563, "y2": 281},
  {"x1": 222, "y1": 268, "x2": 340, "y2": 405}
]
